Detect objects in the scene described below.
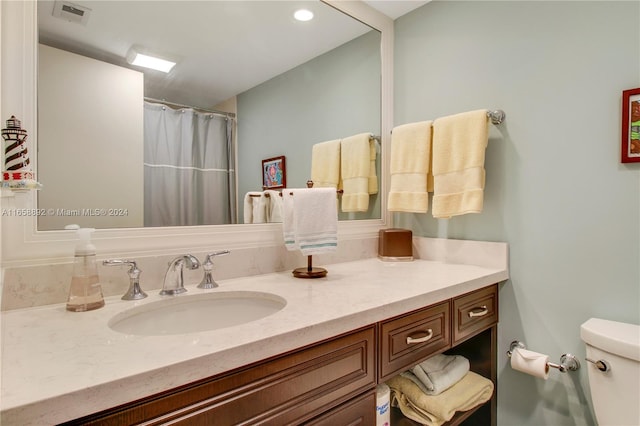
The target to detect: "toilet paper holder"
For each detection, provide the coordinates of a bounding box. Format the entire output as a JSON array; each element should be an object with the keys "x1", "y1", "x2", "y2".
[{"x1": 507, "y1": 340, "x2": 580, "y2": 373}]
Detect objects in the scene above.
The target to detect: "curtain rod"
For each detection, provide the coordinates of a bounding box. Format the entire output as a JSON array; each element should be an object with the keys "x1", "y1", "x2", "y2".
[{"x1": 144, "y1": 97, "x2": 236, "y2": 119}]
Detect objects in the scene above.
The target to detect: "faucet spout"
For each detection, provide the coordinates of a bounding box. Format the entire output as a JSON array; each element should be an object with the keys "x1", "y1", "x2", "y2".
[{"x1": 160, "y1": 254, "x2": 200, "y2": 295}]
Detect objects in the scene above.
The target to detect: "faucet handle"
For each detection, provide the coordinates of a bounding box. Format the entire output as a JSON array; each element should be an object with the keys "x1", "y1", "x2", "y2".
[
  {"x1": 103, "y1": 259, "x2": 147, "y2": 300},
  {"x1": 198, "y1": 250, "x2": 230, "y2": 289}
]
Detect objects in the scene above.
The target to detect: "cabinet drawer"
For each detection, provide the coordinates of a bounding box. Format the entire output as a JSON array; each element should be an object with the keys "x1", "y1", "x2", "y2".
[
  {"x1": 453, "y1": 285, "x2": 498, "y2": 344},
  {"x1": 378, "y1": 301, "x2": 450, "y2": 381}
]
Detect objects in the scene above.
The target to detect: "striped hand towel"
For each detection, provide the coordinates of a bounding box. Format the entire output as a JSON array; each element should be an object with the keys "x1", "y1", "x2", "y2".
[{"x1": 282, "y1": 188, "x2": 338, "y2": 255}]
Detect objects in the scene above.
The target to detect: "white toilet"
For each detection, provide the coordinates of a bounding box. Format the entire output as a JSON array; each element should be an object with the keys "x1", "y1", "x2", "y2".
[{"x1": 580, "y1": 318, "x2": 640, "y2": 426}]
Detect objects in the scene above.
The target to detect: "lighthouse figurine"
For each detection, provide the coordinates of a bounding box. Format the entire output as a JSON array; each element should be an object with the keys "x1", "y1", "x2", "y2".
[{"x1": 1, "y1": 115, "x2": 41, "y2": 191}]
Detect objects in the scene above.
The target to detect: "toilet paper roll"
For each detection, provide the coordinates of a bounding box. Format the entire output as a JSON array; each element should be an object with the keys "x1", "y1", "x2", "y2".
[
  {"x1": 376, "y1": 383, "x2": 390, "y2": 426},
  {"x1": 510, "y1": 348, "x2": 550, "y2": 379}
]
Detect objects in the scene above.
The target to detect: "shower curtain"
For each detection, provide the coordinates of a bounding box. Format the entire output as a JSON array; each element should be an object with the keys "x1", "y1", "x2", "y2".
[{"x1": 143, "y1": 102, "x2": 237, "y2": 227}]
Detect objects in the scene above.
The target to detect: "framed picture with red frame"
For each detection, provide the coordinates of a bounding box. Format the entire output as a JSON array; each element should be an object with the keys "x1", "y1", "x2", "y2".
[
  {"x1": 262, "y1": 156, "x2": 286, "y2": 190},
  {"x1": 621, "y1": 87, "x2": 640, "y2": 163}
]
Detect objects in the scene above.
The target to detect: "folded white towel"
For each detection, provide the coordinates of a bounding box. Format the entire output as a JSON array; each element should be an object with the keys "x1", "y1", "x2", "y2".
[
  {"x1": 282, "y1": 188, "x2": 337, "y2": 255},
  {"x1": 432, "y1": 109, "x2": 489, "y2": 218},
  {"x1": 341, "y1": 133, "x2": 372, "y2": 212},
  {"x1": 388, "y1": 121, "x2": 432, "y2": 213},
  {"x1": 401, "y1": 354, "x2": 470, "y2": 395},
  {"x1": 311, "y1": 139, "x2": 341, "y2": 189},
  {"x1": 243, "y1": 191, "x2": 265, "y2": 224},
  {"x1": 264, "y1": 190, "x2": 283, "y2": 223}
]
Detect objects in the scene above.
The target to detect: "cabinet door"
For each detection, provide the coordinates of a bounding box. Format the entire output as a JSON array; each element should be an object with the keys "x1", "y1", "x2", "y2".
[
  {"x1": 304, "y1": 391, "x2": 376, "y2": 426},
  {"x1": 63, "y1": 327, "x2": 375, "y2": 426},
  {"x1": 378, "y1": 301, "x2": 451, "y2": 381}
]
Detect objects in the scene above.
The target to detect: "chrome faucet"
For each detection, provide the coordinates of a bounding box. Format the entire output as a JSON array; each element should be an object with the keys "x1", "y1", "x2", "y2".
[
  {"x1": 103, "y1": 259, "x2": 147, "y2": 300},
  {"x1": 198, "y1": 250, "x2": 230, "y2": 289},
  {"x1": 160, "y1": 254, "x2": 200, "y2": 295}
]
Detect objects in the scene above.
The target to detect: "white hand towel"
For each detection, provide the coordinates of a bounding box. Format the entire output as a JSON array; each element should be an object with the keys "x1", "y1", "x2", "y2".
[
  {"x1": 311, "y1": 139, "x2": 341, "y2": 189},
  {"x1": 264, "y1": 190, "x2": 283, "y2": 223},
  {"x1": 282, "y1": 188, "x2": 337, "y2": 255},
  {"x1": 341, "y1": 133, "x2": 371, "y2": 212},
  {"x1": 388, "y1": 121, "x2": 432, "y2": 213},
  {"x1": 282, "y1": 191, "x2": 296, "y2": 250},
  {"x1": 432, "y1": 109, "x2": 489, "y2": 218},
  {"x1": 253, "y1": 192, "x2": 267, "y2": 223},
  {"x1": 243, "y1": 191, "x2": 263, "y2": 224}
]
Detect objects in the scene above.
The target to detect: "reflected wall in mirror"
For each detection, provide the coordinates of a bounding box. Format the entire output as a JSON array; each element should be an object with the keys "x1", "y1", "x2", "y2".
[{"x1": 36, "y1": 0, "x2": 381, "y2": 231}]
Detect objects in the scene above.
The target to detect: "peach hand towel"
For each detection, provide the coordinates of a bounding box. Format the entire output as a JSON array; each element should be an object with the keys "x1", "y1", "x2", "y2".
[
  {"x1": 431, "y1": 109, "x2": 489, "y2": 219},
  {"x1": 388, "y1": 121, "x2": 432, "y2": 213},
  {"x1": 368, "y1": 137, "x2": 378, "y2": 195},
  {"x1": 387, "y1": 371, "x2": 494, "y2": 426},
  {"x1": 341, "y1": 133, "x2": 371, "y2": 212},
  {"x1": 311, "y1": 139, "x2": 341, "y2": 189}
]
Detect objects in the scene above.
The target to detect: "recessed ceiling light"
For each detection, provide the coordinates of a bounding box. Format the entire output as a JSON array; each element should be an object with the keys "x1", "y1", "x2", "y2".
[
  {"x1": 126, "y1": 48, "x2": 176, "y2": 73},
  {"x1": 293, "y1": 9, "x2": 314, "y2": 22}
]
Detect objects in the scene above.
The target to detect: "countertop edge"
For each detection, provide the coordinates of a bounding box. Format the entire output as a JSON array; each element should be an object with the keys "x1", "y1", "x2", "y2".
[{"x1": 1, "y1": 261, "x2": 509, "y2": 425}]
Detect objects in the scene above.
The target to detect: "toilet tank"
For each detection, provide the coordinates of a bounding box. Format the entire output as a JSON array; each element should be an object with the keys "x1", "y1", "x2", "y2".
[{"x1": 580, "y1": 318, "x2": 640, "y2": 426}]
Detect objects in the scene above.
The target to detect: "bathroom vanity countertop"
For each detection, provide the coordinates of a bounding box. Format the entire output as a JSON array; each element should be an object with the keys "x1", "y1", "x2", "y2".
[{"x1": 1, "y1": 241, "x2": 508, "y2": 425}]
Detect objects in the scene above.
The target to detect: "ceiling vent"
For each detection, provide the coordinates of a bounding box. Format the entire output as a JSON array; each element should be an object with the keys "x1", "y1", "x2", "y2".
[{"x1": 52, "y1": 1, "x2": 91, "y2": 26}]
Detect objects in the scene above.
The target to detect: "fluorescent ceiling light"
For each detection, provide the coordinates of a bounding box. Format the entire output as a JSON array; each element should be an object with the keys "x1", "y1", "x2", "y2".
[
  {"x1": 126, "y1": 49, "x2": 176, "y2": 73},
  {"x1": 293, "y1": 9, "x2": 314, "y2": 21}
]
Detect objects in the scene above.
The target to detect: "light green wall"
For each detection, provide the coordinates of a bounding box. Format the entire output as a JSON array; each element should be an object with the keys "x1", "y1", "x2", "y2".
[
  {"x1": 394, "y1": 1, "x2": 639, "y2": 425},
  {"x1": 237, "y1": 30, "x2": 381, "y2": 221}
]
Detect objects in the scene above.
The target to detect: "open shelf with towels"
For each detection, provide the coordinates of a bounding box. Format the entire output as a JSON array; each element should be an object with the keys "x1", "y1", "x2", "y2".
[
  {"x1": 389, "y1": 327, "x2": 496, "y2": 425},
  {"x1": 382, "y1": 285, "x2": 498, "y2": 426}
]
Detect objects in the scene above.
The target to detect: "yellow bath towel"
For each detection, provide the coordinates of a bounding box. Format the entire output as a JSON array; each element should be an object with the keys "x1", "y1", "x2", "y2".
[
  {"x1": 388, "y1": 121, "x2": 432, "y2": 213},
  {"x1": 368, "y1": 138, "x2": 378, "y2": 195},
  {"x1": 341, "y1": 133, "x2": 372, "y2": 212},
  {"x1": 431, "y1": 109, "x2": 489, "y2": 219},
  {"x1": 387, "y1": 371, "x2": 494, "y2": 426},
  {"x1": 311, "y1": 139, "x2": 341, "y2": 189}
]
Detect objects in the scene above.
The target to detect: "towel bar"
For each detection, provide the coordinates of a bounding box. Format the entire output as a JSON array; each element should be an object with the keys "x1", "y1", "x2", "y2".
[{"x1": 487, "y1": 110, "x2": 506, "y2": 125}]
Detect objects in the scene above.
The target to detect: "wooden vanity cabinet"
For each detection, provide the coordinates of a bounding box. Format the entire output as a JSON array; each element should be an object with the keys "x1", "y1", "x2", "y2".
[
  {"x1": 62, "y1": 284, "x2": 499, "y2": 426},
  {"x1": 61, "y1": 327, "x2": 376, "y2": 426},
  {"x1": 387, "y1": 284, "x2": 499, "y2": 426}
]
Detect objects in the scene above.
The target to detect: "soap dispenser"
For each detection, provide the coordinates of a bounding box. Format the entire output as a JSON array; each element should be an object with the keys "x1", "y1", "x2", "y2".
[{"x1": 66, "y1": 225, "x2": 105, "y2": 312}]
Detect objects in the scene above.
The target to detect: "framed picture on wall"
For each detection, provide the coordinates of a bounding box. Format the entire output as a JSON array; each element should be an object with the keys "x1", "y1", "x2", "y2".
[
  {"x1": 621, "y1": 87, "x2": 640, "y2": 163},
  {"x1": 262, "y1": 156, "x2": 286, "y2": 190}
]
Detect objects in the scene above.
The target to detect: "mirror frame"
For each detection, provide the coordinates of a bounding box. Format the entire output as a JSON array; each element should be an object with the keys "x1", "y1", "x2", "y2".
[{"x1": 0, "y1": 0, "x2": 393, "y2": 263}]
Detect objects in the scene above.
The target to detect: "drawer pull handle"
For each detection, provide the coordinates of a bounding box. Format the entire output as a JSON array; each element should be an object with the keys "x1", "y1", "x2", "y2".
[
  {"x1": 468, "y1": 305, "x2": 489, "y2": 318},
  {"x1": 406, "y1": 329, "x2": 433, "y2": 344}
]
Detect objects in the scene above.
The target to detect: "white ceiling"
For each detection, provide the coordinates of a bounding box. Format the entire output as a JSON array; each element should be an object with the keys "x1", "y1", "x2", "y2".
[
  {"x1": 364, "y1": 0, "x2": 430, "y2": 19},
  {"x1": 38, "y1": 1, "x2": 428, "y2": 110}
]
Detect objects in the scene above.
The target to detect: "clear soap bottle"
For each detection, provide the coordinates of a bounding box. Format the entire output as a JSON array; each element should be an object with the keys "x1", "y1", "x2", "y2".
[{"x1": 66, "y1": 227, "x2": 105, "y2": 312}]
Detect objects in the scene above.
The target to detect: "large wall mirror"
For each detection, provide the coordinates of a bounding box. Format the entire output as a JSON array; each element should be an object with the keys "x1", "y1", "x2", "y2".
[
  {"x1": 36, "y1": 0, "x2": 382, "y2": 231},
  {"x1": 0, "y1": 0, "x2": 392, "y2": 261}
]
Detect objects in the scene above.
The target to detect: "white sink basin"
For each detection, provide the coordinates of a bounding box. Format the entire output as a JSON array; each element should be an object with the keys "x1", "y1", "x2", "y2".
[{"x1": 108, "y1": 291, "x2": 287, "y2": 336}]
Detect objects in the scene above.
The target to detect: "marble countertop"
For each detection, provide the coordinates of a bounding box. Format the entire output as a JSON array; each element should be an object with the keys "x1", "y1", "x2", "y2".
[{"x1": 1, "y1": 243, "x2": 509, "y2": 425}]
